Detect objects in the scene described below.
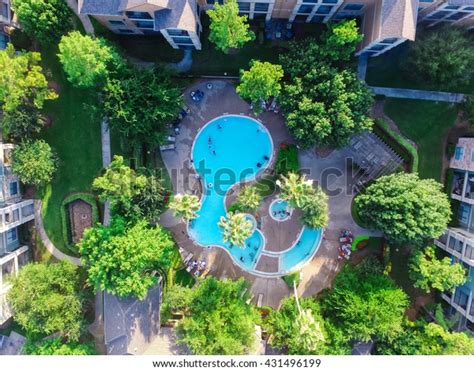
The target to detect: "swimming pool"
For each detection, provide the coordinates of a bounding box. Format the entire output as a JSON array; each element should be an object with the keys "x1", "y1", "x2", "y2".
[
  {"x1": 269, "y1": 199, "x2": 292, "y2": 222},
  {"x1": 188, "y1": 115, "x2": 323, "y2": 276}
]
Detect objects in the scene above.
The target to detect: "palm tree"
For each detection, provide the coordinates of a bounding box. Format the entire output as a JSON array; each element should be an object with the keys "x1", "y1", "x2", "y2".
[
  {"x1": 236, "y1": 185, "x2": 262, "y2": 212},
  {"x1": 300, "y1": 187, "x2": 328, "y2": 229},
  {"x1": 276, "y1": 172, "x2": 314, "y2": 208},
  {"x1": 169, "y1": 193, "x2": 200, "y2": 222},
  {"x1": 218, "y1": 212, "x2": 253, "y2": 248}
]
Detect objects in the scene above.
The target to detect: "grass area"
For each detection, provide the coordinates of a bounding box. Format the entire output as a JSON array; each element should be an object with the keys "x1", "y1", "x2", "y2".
[
  {"x1": 383, "y1": 99, "x2": 458, "y2": 181},
  {"x1": 366, "y1": 43, "x2": 474, "y2": 94},
  {"x1": 282, "y1": 271, "x2": 300, "y2": 288},
  {"x1": 35, "y1": 43, "x2": 103, "y2": 256}
]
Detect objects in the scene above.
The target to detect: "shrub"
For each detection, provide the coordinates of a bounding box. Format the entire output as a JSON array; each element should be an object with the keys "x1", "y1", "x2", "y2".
[{"x1": 275, "y1": 144, "x2": 299, "y2": 175}]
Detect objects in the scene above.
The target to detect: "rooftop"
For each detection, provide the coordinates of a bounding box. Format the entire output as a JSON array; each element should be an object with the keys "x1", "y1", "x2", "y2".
[
  {"x1": 450, "y1": 137, "x2": 474, "y2": 172},
  {"x1": 154, "y1": 0, "x2": 198, "y2": 33}
]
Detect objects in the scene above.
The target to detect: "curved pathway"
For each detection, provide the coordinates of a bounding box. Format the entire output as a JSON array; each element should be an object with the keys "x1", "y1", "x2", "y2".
[{"x1": 34, "y1": 200, "x2": 82, "y2": 266}]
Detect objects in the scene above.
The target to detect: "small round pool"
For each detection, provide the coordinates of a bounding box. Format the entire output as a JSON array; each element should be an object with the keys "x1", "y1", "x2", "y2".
[{"x1": 269, "y1": 199, "x2": 292, "y2": 222}]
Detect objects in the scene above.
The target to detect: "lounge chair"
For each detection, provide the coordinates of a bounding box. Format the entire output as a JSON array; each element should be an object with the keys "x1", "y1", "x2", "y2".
[
  {"x1": 167, "y1": 136, "x2": 176, "y2": 143},
  {"x1": 160, "y1": 144, "x2": 175, "y2": 151},
  {"x1": 183, "y1": 253, "x2": 193, "y2": 265}
]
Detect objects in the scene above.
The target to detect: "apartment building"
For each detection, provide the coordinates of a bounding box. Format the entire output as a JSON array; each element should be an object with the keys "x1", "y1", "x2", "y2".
[
  {"x1": 434, "y1": 137, "x2": 474, "y2": 334},
  {"x1": 0, "y1": 142, "x2": 35, "y2": 326},
  {"x1": 0, "y1": 0, "x2": 11, "y2": 49}
]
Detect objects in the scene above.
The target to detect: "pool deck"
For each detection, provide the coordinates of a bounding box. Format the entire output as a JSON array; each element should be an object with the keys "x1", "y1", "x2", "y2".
[{"x1": 159, "y1": 80, "x2": 378, "y2": 308}]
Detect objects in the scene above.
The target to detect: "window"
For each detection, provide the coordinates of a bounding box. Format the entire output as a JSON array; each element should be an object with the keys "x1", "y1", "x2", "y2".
[
  {"x1": 118, "y1": 29, "x2": 135, "y2": 34},
  {"x1": 1, "y1": 3, "x2": 8, "y2": 17},
  {"x1": 9, "y1": 181, "x2": 18, "y2": 196},
  {"x1": 465, "y1": 7, "x2": 474, "y2": 11},
  {"x1": 254, "y1": 3, "x2": 269, "y2": 12},
  {"x1": 465, "y1": 244, "x2": 474, "y2": 260},
  {"x1": 0, "y1": 33, "x2": 6, "y2": 50},
  {"x1": 446, "y1": 12, "x2": 467, "y2": 21},
  {"x1": 445, "y1": 5, "x2": 460, "y2": 10},
  {"x1": 455, "y1": 146, "x2": 465, "y2": 160},
  {"x1": 368, "y1": 44, "x2": 386, "y2": 51},
  {"x1": 109, "y1": 20, "x2": 125, "y2": 26},
  {"x1": 453, "y1": 287, "x2": 469, "y2": 309},
  {"x1": 125, "y1": 11, "x2": 152, "y2": 19},
  {"x1": 316, "y1": 5, "x2": 332, "y2": 14},
  {"x1": 237, "y1": 2, "x2": 250, "y2": 11},
  {"x1": 344, "y1": 3, "x2": 364, "y2": 11},
  {"x1": 172, "y1": 37, "x2": 194, "y2": 45},
  {"x1": 298, "y1": 4, "x2": 314, "y2": 14},
  {"x1": 7, "y1": 228, "x2": 17, "y2": 244},
  {"x1": 207, "y1": 0, "x2": 224, "y2": 4},
  {"x1": 302, "y1": 0, "x2": 318, "y2": 3},
  {"x1": 458, "y1": 204, "x2": 470, "y2": 226},
  {"x1": 322, "y1": 0, "x2": 338, "y2": 3},
  {"x1": 134, "y1": 20, "x2": 154, "y2": 29},
  {"x1": 310, "y1": 15, "x2": 325, "y2": 23},
  {"x1": 380, "y1": 37, "x2": 398, "y2": 44},
  {"x1": 427, "y1": 11, "x2": 450, "y2": 19},
  {"x1": 167, "y1": 29, "x2": 189, "y2": 36}
]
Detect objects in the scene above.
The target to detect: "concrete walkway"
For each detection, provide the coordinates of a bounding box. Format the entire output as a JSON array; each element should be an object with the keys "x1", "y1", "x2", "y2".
[
  {"x1": 34, "y1": 200, "x2": 82, "y2": 266},
  {"x1": 101, "y1": 119, "x2": 112, "y2": 226},
  {"x1": 168, "y1": 49, "x2": 193, "y2": 73},
  {"x1": 370, "y1": 86, "x2": 465, "y2": 103},
  {"x1": 66, "y1": 0, "x2": 95, "y2": 35}
]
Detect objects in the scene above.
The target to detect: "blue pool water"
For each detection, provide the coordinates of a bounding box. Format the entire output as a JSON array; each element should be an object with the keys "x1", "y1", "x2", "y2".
[
  {"x1": 270, "y1": 199, "x2": 290, "y2": 221},
  {"x1": 188, "y1": 115, "x2": 323, "y2": 275}
]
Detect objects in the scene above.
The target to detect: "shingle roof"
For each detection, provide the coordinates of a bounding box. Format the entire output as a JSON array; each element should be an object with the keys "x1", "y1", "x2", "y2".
[
  {"x1": 104, "y1": 282, "x2": 162, "y2": 355},
  {"x1": 378, "y1": 0, "x2": 417, "y2": 41},
  {"x1": 450, "y1": 138, "x2": 474, "y2": 172},
  {"x1": 154, "y1": 0, "x2": 198, "y2": 32},
  {"x1": 78, "y1": 0, "x2": 122, "y2": 15}
]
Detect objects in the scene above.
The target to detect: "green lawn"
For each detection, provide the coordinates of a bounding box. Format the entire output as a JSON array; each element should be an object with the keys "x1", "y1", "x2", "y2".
[
  {"x1": 383, "y1": 99, "x2": 458, "y2": 181},
  {"x1": 35, "y1": 44, "x2": 103, "y2": 256}
]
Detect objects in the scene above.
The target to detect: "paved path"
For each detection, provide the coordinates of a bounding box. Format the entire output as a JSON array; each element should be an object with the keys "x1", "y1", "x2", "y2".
[
  {"x1": 66, "y1": 0, "x2": 95, "y2": 35},
  {"x1": 168, "y1": 49, "x2": 193, "y2": 73},
  {"x1": 370, "y1": 86, "x2": 465, "y2": 103},
  {"x1": 101, "y1": 119, "x2": 112, "y2": 226},
  {"x1": 34, "y1": 200, "x2": 82, "y2": 266}
]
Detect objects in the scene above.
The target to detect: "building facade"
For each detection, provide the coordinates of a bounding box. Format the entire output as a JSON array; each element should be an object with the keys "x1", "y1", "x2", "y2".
[
  {"x1": 434, "y1": 137, "x2": 474, "y2": 334},
  {"x1": 0, "y1": 142, "x2": 35, "y2": 326},
  {"x1": 0, "y1": 0, "x2": 12, "y2": 49},
  {"x1": 79, "y1": 0, "x2": 474, "y2": 57}
]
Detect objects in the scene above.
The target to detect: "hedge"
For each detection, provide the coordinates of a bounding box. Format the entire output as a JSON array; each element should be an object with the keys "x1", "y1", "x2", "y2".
[
  {"x1": 373, "y1": 119, "x2": 419, "y2": 173},
  {"x1": 60, "y1": 193, "x2": 99, "y2": 253},
  {"x1": 275, "y1": 144, "x2": 299, "y2": 175}
]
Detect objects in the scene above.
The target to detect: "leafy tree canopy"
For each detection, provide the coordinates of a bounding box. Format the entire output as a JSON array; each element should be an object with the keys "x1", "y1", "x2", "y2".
[
  {"x1": 407, "y1": 26, "x2": 474, "y2": 90},
  {"x1": 322, "y1": 261, "x2": 409, "y2": 343},
  {"x1": 169, "y1": 193, "x2": 201, "y2": 222},
  {"x1": 12, "y1": 0, "x2": 72, "y2": 44},
  {"x1": 208, "y1": 0, "x2": 255, "y2": 53},
  {"x1": 7, "y1": 262, "x2": 83, "y2": 340},
  {"x1": 236, "y1": 185, "x2": 262, "y2": 212},
  {"x1": 78, "y1": 217, "x2": 176, "y2": 299},
  {"x1": 409, "y1": 246, "x2": 467, "y2": 293},
  {"x1": 2, "y1": 104, "x2": 47, "y2": 140},
  {"x1": 12, "y1": 139, "x2": 57, "y2": 186},
  {"x1": 218, "y1": 212, "x2": 253, "y2": 247},
  {"x1": 237, "y1": 60, "x2": 284, "y2": 110},
  {"x1": 93, "y1": 155, "x2": 147, "y2": 209},
  {"x1": 103, "y1": 66, "x2": 182, "y2": 146},
  {"x1": 355, "y1": 173, "x2": 451, "y2": 245},
  {"x1": 58, "y1": 31, "x2": 123, "y2": 88},
  {"x1": 24, "y1": 338, "x2": 96, "y2": 355},
  {"x1": 160, "y1": 284, "x2": 193, "y2": 324},
  {"x1": 0, "y1": 44, "x2": 57, "y2": 112},
  {"x1": 177, "y1": 277, "x2": 259, "y2": 355}
]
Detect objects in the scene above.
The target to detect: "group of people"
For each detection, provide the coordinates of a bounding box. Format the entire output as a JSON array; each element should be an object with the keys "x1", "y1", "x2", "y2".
[
  {"x1": 186, "y1": 259, "x2": 207, "y2": 277},
  {"x1": 338, "y1": 229, "x2": 353, "y2": 260}
]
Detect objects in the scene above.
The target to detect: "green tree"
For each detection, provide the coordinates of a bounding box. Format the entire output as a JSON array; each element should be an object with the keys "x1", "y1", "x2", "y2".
[
  {"x1": 355, "y1": 173, "x2": 451, "y2": 245},
  {"x1": 177, "y1": 277, "x2": 258, "y2": 355},
  {"x1": 169, "y1": 193, "x2": 201, "y2": 222},
  {"x1": 12, "y1": 139, "x2": 57, "y2": 186},
  {"x1": 322, "y1": 262, "x2": 409, "y2": 343},
  {"x1": 236, "y1": 185, "x2": 262, "y2": 212},
  {"x1": 207, "y1": 0, "x2": 255, "y2": 53},
  {"x1": 12, "y1": 0, "x2": 72, "y2": 44},
  {"x1": 2, "y1": 104, "x2": 47, "y2": 140},
  {"x1": 280, "y1": 65, "x2": 373, "y2": 148},
  {"x1": 103, "y1": 67, "x2": 182, "y2": 146},
  {"x1": 237, "y1": 60, "x2": 284, "y2": 112},
  {"x1": 58, "y1": 31, "x2": 121, "y2": 88},
  {"x1": 218, "y1": 212, "x2": 253, "y2": 247},
  {"x1": 24, "y1": 338, "x2": 96, "y2": 355},
  {"x1": 78, "y1": 217, "x2": 176, "y2": 299},
  {"x1": 277, "y1": 172, "x2": 328, "y2": 229},
  {"x1": 322, "y1": 19, "x2": 363, "y2": 62},
  {"x1": 265, "y1": 297, "x2": 328, "y2": 355},
  {"x1": 160, "y1": 285, "x2": 193, "y2": 324},
  {"x1": 116, "y1": 174, "x2": 168, "y2": 223},
  {"x1": 409, "y1": 246, "x2": 467, "y2": 293},
  {"x1": 92, "y1": 155, "x2": 147, "y2": 209},
  {"x1": 7, "y1": 262, "x2": 83, "y2": 340},
  {"x1": 407, "y1": 26, "x2": 474, "y2": 90},
  {"x1": 0, "y1": 44, "x2": 57, "y2": 112}
]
